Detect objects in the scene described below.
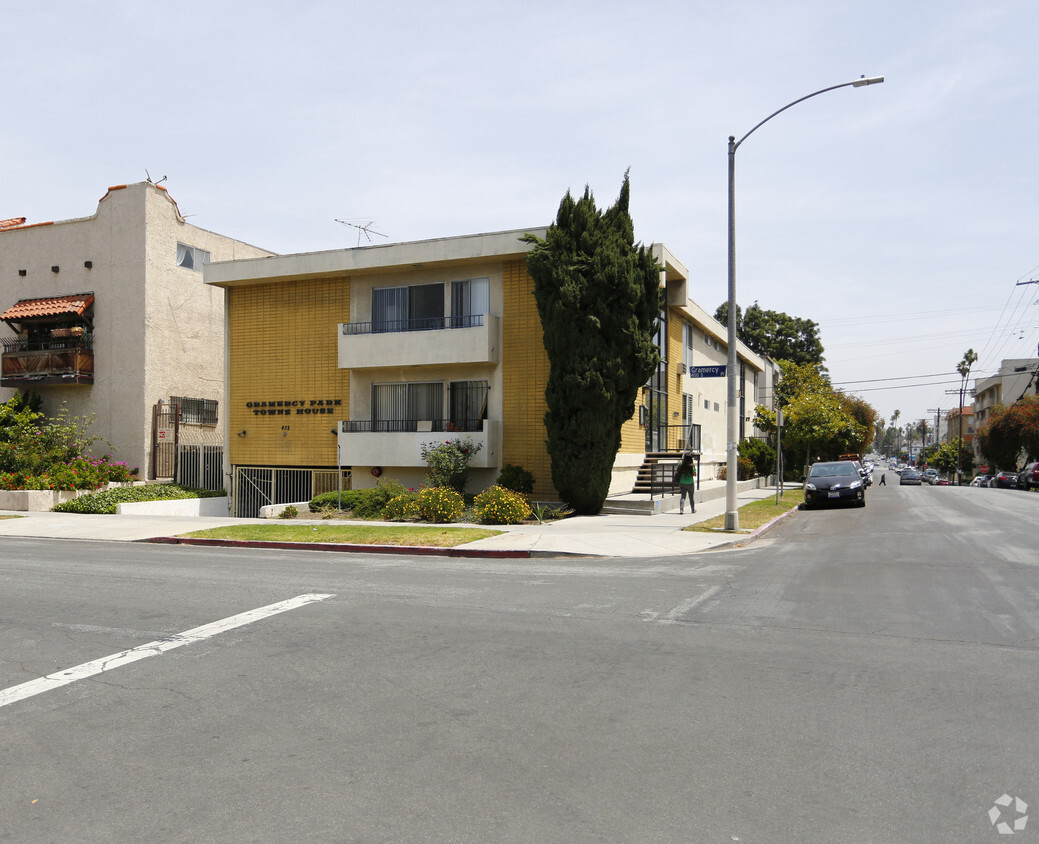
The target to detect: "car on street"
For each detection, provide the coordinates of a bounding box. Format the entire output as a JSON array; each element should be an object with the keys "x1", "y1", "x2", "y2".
[
  {"x1": 900, "y1": 469, "x2": 924, "y2": 486},
  {"x1": 993, "y1": 470, "x2": 1019, "y2": 489},
  {"x1": 1015, "y1": 462, "x2": 1039, "y2": 491},
  {"x1": 970, "y1": 474, "x2": 993, "y2": 487},
  {"x1": 933, "y1": 476, "x2": 951, "y2": 486},
  {"x1": 923, "y1": 468, "x2": 939, "y2": 483},
  {"x1": 803, "y1": 460, "x2": 867, "y2": 509}
]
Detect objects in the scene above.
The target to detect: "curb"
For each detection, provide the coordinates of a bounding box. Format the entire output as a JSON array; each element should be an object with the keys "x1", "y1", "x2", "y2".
[
  {"x1": 142, "y1": 536, "x2": 596, "y2": 559},
  {"x1": 700, "y1": 502, "x2": 802, "y2": 551}
]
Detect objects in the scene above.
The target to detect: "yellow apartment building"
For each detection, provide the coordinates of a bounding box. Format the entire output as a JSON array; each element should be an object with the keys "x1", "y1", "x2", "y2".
[{"x1": 205, "y1": 229, "x2": 774, "y2": 516}]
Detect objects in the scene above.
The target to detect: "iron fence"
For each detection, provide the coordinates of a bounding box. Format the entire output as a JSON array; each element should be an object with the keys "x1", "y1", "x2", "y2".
[
  {"x1": 342, "y1": 314, "x2": 484, "y2": 335},
  {"x1": 176, "y1": 445, "x2": 224, "y2": 491},
  {"x1": 232, "y1": 466, "x2": 352, "y2": 518}
]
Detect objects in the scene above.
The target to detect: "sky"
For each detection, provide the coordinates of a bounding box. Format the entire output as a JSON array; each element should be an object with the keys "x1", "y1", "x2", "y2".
[{"x1": 4, "y1": 0, "x2": 1038, "y2": 434}]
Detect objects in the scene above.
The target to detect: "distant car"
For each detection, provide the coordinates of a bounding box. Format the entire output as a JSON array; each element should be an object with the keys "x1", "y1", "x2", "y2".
[
  {"x1": 993, "y1": 470, "x2": 1019, "y2": 489},
  {"x1": 1015, "y1": 462, "x2": 1039, "y2": 491},
  {"x1": 900, "y1": 469, "x2": 923, "y2": 486},
  {"x1": 803, "y1": 460, "x2": 867, "y2": 509},
  {"x1": 923, "y1": 468, "x2": 939, "y2": 483},
  {"x1": 933, "y1": 476, "x2": 951, "y2": 486},
  {"x1": 971, "y1": 473, "x2": 993, "y2": 487}
]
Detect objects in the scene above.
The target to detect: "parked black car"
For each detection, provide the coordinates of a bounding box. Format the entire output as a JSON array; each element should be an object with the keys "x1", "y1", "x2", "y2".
[
  {"x1": 1016, "y1": 463, "x2": 1039, "y2": 490},
  {"x1": 803, "y1": 460, "x2": 867, "y2": 509},
  {"x1": 993, "y1": 470, "x2": 1019, "y2": 489}
]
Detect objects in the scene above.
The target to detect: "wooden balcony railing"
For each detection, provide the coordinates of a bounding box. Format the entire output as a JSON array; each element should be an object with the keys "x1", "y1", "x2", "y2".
[{"x1": 1, "y1": 334, "x2": 94, "y2": 386}]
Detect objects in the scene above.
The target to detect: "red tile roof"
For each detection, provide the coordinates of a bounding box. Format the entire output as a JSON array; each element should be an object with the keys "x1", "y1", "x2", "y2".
[
  {"x1": 0, "y1": 217, "x2": 27, "y2": 230},
  {"x1": 1, "y1": 293, "x2": 95, "y2": 322}
]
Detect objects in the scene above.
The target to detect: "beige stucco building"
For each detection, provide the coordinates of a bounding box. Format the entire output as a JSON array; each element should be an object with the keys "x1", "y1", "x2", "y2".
[{"x1": 0, "y1": 182, "x2": 273, "y2": 477}]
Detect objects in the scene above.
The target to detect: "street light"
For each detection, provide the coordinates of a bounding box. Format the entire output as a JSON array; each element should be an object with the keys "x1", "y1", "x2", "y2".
[{"x1": 724, "y1": 75, "x2": 884, "y2": 530}]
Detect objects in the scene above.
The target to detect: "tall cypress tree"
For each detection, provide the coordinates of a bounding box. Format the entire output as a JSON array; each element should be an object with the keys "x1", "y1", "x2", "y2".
[{"x1": 523, "y1": 174, "x2": 661, "y2": 514}]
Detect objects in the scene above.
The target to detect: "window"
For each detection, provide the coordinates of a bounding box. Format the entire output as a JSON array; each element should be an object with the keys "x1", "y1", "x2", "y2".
[
  {"x1": 372, "y1": 283, "x2": 444, "y2": 332},
  {"x1": 450, "y1": 278, "x2": 489, "y2": 328},
  {"x1": 713, "y1": 402, "x2": 720, "y2": 412},
  {"x1": 682, "y1": 322, "x2": 695, "y2": 368},
  {"x1": 449, "y1": 381, "x2": 488, "y2": 431},
  {"x1": 176, "y1": 243, "x2": 210, "y2": 271},
  {"x1": 704, "y1": 399, "x2": 710, "y2": 410},
  {"x1": 372, "y1": 382, "x2": 443, "y2": 430},
  {"x1": 171, "y1": 396, "x2": 218, "y2": 426}
]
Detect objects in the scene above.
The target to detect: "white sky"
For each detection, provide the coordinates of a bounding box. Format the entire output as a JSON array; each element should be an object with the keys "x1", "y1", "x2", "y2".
[{"x1": 4, "y1": 0, "x2": 1038, "y2": 431}]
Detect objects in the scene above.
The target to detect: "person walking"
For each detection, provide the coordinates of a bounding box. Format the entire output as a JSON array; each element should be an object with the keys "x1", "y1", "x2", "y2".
[
  {"x1": 673, "y1": 454, "x2": 697, "y2": 514},
  {"x1": 878, "y1": 472, "x2": 887, "y2": 486}
]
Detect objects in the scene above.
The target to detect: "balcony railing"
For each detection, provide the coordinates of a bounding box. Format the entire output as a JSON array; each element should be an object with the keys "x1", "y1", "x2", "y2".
[
  {"x1": 338, "y1": 314, "x2": 499, "y2": 370},
  {"x1": 1, "y1": 334, "x2": 95, "y2": 386},
  {"x1": 342, "y1": 314, "x2": 484, "y2": 336},
  {"x1": 336, "y1": 419, "x2": 500, "y2": 469}
]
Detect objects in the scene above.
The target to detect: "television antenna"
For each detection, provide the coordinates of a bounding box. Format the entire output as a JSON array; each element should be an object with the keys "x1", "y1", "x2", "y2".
[{"x1": 335, "y1": 218, "x2": 388, "y2": 247}]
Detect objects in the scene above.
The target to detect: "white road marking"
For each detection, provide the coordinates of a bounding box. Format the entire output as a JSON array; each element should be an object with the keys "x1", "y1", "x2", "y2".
[
  {"x1": 0, "y1": 593, "x2": 335, "y2": 709},
  {"x1": 662, "y1": 585, "x2": 722, "y2": 623}
]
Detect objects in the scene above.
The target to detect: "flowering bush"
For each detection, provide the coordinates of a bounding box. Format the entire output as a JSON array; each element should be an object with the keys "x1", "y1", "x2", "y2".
[
  {"x1": 473, "y1": 485, "x2": 532, "y2": 525},
  {"x1": 420, "y1": 436, "x2": 483, "y2": 493},
  {"x1": 382, "y1": 493, "x2": 419, "y2": 521},
  {"x1": 0, "y1": 396, "x2": 138, "y2": 490},
  {"x1": 416, "y1": 486, "x2": 464, "y2": 523}
]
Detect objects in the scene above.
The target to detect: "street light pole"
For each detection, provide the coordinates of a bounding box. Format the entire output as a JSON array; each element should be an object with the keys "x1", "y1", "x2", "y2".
[{"x1": 724, "y1": 75, "x2": 884, "y2": 530}]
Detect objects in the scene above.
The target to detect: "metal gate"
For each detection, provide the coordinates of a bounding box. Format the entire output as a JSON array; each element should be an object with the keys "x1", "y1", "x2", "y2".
[
  {"x1": 151, "y1": 401, "x2": 179, "y2": 479},
  {"x1": 177, "y1": 444, "x2": 224, "y2": 490},
  {"x1": 232, "y1": 467, "x2": 351, "y2": 518}
]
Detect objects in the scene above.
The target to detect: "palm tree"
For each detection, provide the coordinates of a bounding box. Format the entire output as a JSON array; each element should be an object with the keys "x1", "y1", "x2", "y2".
[{"x1": 891, "y1": 410, "x2": 901, "y2": 458}]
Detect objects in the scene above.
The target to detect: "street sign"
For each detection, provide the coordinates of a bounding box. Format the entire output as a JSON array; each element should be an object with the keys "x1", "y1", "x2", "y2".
[{"x1": 687, "y1": 364, "x2": 726, "y2": 378}]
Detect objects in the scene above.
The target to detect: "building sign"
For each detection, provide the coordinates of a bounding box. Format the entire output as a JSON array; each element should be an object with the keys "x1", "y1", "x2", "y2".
[
  {"x1": 687, "y1": 365, "x2": 726, "y2": 378},
  {"x1": 246, "y1": 399, "x2": 342, "y2": 416}
]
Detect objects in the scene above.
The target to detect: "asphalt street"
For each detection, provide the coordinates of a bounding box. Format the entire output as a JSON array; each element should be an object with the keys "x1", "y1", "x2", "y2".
[{"x1": 1, "y1": 482, "x2": 1037, "y2": 842}]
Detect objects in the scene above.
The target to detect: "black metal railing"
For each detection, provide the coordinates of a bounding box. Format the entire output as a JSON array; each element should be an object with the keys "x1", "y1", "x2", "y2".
[
  {"x1": 342, "y1": 315, "x2": 484, "y2": 336},
  {"x1": 647, "y1": 423, "x2": 701, "y2": 454},
  {"x1": 1, "y1": 333, "x2": 94, "y2": 352},
  {"x1": 647, "y1": 456, "x2": 701, "y2": 499},
  {"x1": 341, "y1": 418, "x2": 486, "y2": 433}
]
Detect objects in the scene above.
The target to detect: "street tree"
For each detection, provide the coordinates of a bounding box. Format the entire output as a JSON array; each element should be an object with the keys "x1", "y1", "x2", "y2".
[
  {"x1": 976, "y1": 394, "x2": 1039, "y2": 470},
  {"x1": 714, "y1": 301, "x2": 825, "y2": 367},
  {"x1": 523, "y1": 173, "x2": 661, "y2": 514}
]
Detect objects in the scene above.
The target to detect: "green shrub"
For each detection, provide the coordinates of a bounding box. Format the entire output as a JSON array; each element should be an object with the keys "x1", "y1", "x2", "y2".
[
  {"x1": 420, "y1": 436, "x2": 483, "y2": 493},
  {"x1": 416, "y1": 487, "x2": 464, "y2": 523},
  {"x1": 309, "y1": 489, "x2": 365, "y2": 511},
  {"x1": 279, "y1": 505, "x2": 299, "y2": 519},
  {"x1": 352, "y1": 479, "x2": 407, "y2": 518},
  {"x1": 474, "y1": 485, "x2": 532, "y2": 525},
  {"x1": 52, "y1": 484, "x2": 223, "y2": 515},
  {"x1": 739, "y1": 438, "x2": 776, "y2": 477},
  {"x1": 495, "y1": 463, "x2": 534, "y2": 494},
  {"x1": 382, "y1": 493, "x2": 419, "y2": 521}
]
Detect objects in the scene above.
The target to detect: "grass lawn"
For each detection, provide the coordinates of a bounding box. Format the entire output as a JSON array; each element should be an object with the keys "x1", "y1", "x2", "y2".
[
  {"x1": 0, "y1": 514, "x2": 24, "y2": 520},
  {"x1": 685, "y1": 490, "x2": 801, "y2": 533},
  {"x1": 180, "y1": 523, "x2": 502, "y2": 547}
]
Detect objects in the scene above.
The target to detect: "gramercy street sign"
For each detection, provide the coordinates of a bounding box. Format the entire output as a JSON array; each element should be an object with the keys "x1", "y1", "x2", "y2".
[{"x1": 687, "y1": 365, "x2": 726, "y2": 378}]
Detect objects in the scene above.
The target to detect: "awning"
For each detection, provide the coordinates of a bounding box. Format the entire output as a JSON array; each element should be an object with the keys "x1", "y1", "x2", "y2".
[{"x1": 1, "y1": 293, "x2": 94, "y2": 330}]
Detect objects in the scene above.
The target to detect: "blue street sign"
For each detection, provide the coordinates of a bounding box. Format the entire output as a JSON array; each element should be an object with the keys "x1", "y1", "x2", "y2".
[{"x1": 687, "y1": 364, "x2": 727, "y2": 378}]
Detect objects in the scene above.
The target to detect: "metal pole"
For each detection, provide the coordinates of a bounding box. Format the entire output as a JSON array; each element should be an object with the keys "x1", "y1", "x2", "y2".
[
  {"x1": 723, "y1": 75, "x2": 884, "y2": 531},
  {"x1": 725, "y1": 136, "x2": 740, "y2": 530}
]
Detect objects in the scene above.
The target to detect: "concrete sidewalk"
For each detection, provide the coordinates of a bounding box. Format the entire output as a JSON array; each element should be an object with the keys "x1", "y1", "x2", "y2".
[{"x1": 0, "y1": 484, "x2": 799, "y2": 558}]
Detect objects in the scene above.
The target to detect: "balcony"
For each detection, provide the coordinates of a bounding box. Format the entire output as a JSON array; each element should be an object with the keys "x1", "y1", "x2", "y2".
[
  {"x1": 337, "y1": 418, "x2": 500, "y2": 469},
  {"x1": 1, "y1": 334, "x2": 94, "y2": 387},
  {"x1": 338, "y1": 314, "x2": 499, "y2": 370}
]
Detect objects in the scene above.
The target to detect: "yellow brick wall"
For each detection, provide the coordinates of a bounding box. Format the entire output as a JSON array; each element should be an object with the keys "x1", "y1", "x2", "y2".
[
  {"x1": 227, "y1": 278, "x2": 350, "y2": 467},
  {"x1": 500, "y1": 260, "x2": 555, "y2": 498},
  {"x1": 668, "y1": 309, "x2": 684, "y2": 423}
]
